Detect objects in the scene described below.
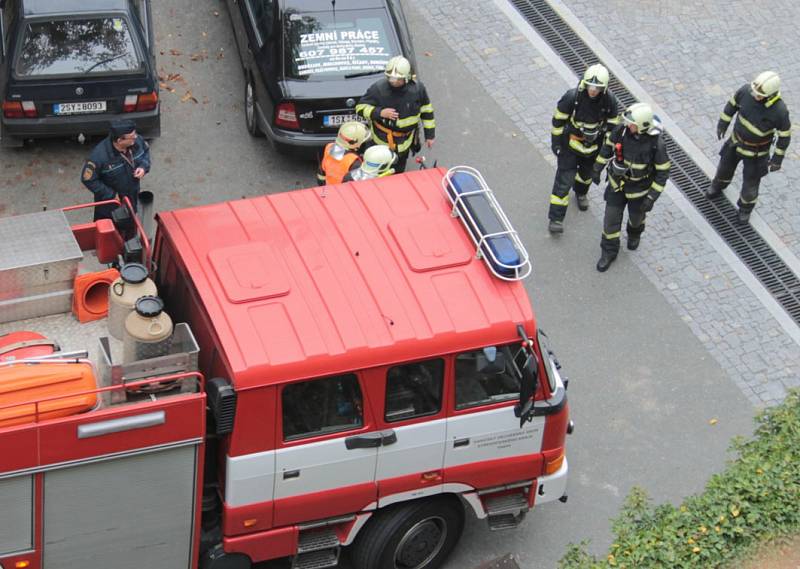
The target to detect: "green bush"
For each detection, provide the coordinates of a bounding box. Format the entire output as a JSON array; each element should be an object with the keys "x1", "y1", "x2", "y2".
[{"x1": 559, "y1": 389, "x2": 800, "y2": 569}]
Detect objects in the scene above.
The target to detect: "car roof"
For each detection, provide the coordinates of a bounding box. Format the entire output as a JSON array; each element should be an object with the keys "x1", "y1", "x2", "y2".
[
  {"x1": 282, "y1": 0, "x2": 390, "y2": 12},
  {"x1": 22, "y1": 0, "x2": 129, "y2": 17},
  {"x1": 158, "y1": 168, "x2": 535, "y2": 391}
]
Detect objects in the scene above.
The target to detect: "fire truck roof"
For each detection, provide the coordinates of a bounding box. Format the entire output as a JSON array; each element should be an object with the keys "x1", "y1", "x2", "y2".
[{"x1": 157, "y1": 168, "x2": 535, "y2": 389}]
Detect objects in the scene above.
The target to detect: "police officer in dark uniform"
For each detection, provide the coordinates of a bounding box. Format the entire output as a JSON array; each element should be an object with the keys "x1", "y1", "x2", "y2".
[
  {"x1": 592, "y1": 102, "x2": 671, "y2": 272},
  {"x1": 81, "y1": 119, "x2": 151, "y2": 220},
  {"x1": 548, "y1": 64, "x2": 621, "y2": 233},
  {"x1": 707, "y1": 71, "x2": 791, "y2": 224},
  {"x1": 355, "y1": 56, "x2": 435, "y2": 174}
]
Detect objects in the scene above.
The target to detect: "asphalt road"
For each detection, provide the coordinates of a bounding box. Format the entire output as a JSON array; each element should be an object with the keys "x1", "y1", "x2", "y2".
[{"x1": 0, "y1": 1, "x2": 756, "y2": 568}]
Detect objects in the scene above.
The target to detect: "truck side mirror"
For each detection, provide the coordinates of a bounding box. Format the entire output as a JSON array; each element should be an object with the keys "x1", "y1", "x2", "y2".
[{"x1": 514, "y1": 356, "x2": 538, "y2": 427}]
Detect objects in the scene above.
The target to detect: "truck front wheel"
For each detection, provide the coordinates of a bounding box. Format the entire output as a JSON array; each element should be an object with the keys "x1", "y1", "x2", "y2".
[{"x1": 351, "y1": 497, "x2": 465, "y2": 569}]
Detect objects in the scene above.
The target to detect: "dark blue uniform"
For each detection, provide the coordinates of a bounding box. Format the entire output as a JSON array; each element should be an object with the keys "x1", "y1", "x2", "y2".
[{"x1": 81, "y1": 136, "x2": 151, "y2": 220}]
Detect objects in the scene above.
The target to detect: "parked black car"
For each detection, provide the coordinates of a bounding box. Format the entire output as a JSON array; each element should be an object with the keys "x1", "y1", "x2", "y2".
[
  {"x1": 0, "y1": 0, "x2": 160, "y2": 147},
  {"x1": 226, "y1": 0, "x2": 416, "y2": 152}
]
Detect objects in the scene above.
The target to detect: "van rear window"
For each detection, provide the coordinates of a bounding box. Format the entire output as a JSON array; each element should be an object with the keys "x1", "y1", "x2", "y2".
[
  {"x1": 283, "y1": 9, "x2": 398, "y2": 79},
  {"x1": 15, "y1": 17, "x2": 142, "y2": 77}
]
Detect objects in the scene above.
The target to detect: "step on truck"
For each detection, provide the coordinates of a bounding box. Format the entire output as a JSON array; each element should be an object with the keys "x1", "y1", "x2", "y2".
[{"x1": 0, "y1": 166, "x2": 571, "y2": 569}]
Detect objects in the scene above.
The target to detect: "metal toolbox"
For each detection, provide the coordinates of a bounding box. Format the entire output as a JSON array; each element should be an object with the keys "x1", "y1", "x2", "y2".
[{"x1": 0, "y1": 210, "x2": 82, "y2": 298}]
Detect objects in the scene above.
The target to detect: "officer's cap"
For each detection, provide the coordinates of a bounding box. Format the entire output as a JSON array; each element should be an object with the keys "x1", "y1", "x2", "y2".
[{"x1": 109, "y1": 119, "x2": 136, "y2": 139}]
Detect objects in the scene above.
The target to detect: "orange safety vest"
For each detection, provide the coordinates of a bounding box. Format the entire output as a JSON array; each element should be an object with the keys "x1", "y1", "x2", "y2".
[{"x1": 321, "y1": 143, "x2": 360, "y2": 185}]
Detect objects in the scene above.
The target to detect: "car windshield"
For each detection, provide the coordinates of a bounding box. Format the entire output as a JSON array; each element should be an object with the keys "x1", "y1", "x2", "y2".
[
  {"x1": 283, "y1": 8, "x2": 399, "y2": 80},
  {"x1": 15, "y1": 17, "x2": 142, "y2": 78}
]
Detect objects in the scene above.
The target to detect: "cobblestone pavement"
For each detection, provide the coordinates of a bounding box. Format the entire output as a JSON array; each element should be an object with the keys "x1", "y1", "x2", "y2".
[
  {"x1": 405, "y1": 0, "x2": 800, "y2": 406},
  {"x1": 560, "y1": 0, "x2": 800, "y2": 256}
]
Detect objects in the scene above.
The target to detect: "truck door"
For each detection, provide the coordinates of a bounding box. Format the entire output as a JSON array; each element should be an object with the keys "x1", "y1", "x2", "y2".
[
  {"x1": 273, "y1": 373, "x2": 378, "y2": 527},
  {"x1": 374, "y1": 358, "x2": 447, "y2": 505},
  {"x1": 444, "y1": 344, "x2": 546, "y2": 488}
]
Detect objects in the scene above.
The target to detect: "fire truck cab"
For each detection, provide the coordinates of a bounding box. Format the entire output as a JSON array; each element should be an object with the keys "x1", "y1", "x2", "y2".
[{"x1": 0, "y1": 167, "x2": 570, "y2": 569}]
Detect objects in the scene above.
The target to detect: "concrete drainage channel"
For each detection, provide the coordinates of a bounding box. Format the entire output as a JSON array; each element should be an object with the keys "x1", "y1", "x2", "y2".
[{"x1": 509, "y1": 0, "x2": 800, "y2": 326}]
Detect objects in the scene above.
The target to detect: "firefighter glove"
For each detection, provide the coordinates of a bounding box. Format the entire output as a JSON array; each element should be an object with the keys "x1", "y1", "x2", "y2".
[
  {"x1": 551, "y1": 143, "x2": 561, "y2": 156},
  {"x1": 641, "y1": 195, "x2": 656, "y2": 213},
  {"x1": 716, "y1": 121, "x2": 728, "y2": 141},
  {"x1": 591, "y1": 168, "x2": 602, "y2": 186},
  {"x1": 768, "y1": 157, "x2": 782, "y2": 172}
]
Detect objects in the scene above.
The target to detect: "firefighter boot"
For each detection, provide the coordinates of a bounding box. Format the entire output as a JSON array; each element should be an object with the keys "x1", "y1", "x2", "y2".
[
  {"x1": 736, "y1": 198, "x2": 754, "y2": 225},
  {"x1": 548, "y1": 219, "x2": 564, "y2": 234},
  {"x1": 737, "y1": 208, "x2": 751, "y2": 224},
  {"x1": 576, "y1": 193, "x2": 590, "y2": 211},
  {"x1": 626, "y1": 222, "x2": 645, "y2": 251},
  {"x1": 705, "y1": 180, "x2": 726, "y2": 199},
  {"x1": 596, "y1": 251, "x2": 617, "y2": 272}
]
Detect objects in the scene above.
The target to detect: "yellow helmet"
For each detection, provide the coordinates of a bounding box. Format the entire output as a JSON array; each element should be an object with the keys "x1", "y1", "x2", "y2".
[
  {"x1": 622, "y1": 102, "x2": 654, "y2": 132},
  {"x1": 581, "y1": 64, "x2": 609, "y2": 90},
  {"x1": 751, "y1": 71, "x2": 780, "y2": 99},
  {"x1": 361, "y1": 145, "x2": 396, "y2": 176},
  {"x1": 335, "y1": 121, "x2": 369, "y2": 150},
  {"x1": 385, "y1": 56, "x2": 412, "y2": 82}
]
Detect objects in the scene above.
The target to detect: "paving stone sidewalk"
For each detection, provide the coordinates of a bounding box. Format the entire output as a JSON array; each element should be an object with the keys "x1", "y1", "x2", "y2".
[
  {"x1": 561, "y1": 0, "x2": 800, "y2": 256},
  {"x1": 405, "y1": 0, "x2": 800, "y2": 405}
]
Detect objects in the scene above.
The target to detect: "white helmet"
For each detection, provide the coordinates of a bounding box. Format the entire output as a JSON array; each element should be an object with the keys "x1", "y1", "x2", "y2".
[
  {"x1": 581, "y1": 64, "x2": 609, "y2": 90},
  {"x1": 360, "y1": 145, "x2": 396, "y2": 177},
  {"x1": 751, "y1": 71, "x2": 780, "y2": 99},
  {"x1": 335, "y1": 121, "x2": 369, "y2": 151},
  {"x1": 622, "y1": 102, "x2": 654, "y2": 132},
  {"x1": 385, "y1": 56, "x2": 412, "y2": 82}
]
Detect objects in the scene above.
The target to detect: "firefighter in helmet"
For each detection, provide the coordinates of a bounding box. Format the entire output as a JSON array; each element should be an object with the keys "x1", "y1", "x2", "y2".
[
  {"x1": 548, "y1": 64, "x2": 621, "y2": 233},
  {"x1": 592, "y1": 102, "x2": 671, "y2": 272},
  {"x1": 343, "y1": 145, "x2": 397, "y2": 182},
  {"x1": 707, "y1": 71, "x2": 791, "y2": 224},
  {"x1": 317, "y1": 121, "x2": 370, "y2": 186},
  {"x1": 355, "y1": 56, "x2": 435, "y2": 173}
]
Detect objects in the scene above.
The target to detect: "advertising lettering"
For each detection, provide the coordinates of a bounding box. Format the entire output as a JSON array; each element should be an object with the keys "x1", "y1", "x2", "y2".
[{"x1": 296, "y1": 29, "x2": 391, "y2": 76}]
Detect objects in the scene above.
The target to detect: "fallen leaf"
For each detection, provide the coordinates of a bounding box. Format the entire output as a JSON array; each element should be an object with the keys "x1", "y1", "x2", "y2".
[
  {"x1": 180, "y1": 91, "x2": 199, "y2": 104},
  {"x1": 202, "y1": 31, "x2": 208, "y2": 38},
  {"x1": 170, "y1": 49, "x2": 182, "y2": 56},
  {"x1": 709, "y1": 418, "x2": 718, "y2": 425},
  {"x1": 213, "y1": 10, "x2": 219, "y2": 16},
  {"x1": 424, "y1": 51, "x2": 433, "y2": 57}
]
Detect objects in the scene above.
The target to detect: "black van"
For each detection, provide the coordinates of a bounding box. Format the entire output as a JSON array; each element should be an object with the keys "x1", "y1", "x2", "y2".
[
  {"x1": 0, "y1": 0, "x2": 160, "y2": 146},
  {"x1": 225, "y1": 0, "x2": 416, "y2": 152}
]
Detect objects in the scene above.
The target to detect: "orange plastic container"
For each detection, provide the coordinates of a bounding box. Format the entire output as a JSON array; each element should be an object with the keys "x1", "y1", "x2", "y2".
[{"x1": 0, "y1": 361, "x2": 98, "y2": 427}]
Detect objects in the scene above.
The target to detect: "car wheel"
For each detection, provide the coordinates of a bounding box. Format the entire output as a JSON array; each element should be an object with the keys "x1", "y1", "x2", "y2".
[
  {"x1": 350, "y1": 497, "x2": 465, "y2": 569},
  {"x1": 245, "y1": 78, "x2": 263, "y2": 137}
]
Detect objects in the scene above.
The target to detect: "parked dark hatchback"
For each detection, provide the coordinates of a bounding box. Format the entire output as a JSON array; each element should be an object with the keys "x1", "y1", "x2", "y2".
[
  {"x1": 226, "y1": 0, "x2": 416, "y2": 151},
  {"x1": 0, "y1": 0, "x2": 160, "y2": 146}
]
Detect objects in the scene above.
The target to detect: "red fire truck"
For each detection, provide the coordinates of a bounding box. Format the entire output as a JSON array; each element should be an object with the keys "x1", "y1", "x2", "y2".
[{"x1": 0, "y1": 167, "x2": 571, "y2": 569}]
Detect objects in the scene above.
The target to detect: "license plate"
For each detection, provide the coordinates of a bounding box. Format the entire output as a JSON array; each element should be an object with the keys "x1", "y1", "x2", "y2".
[
  {"x1": 323, "y1": 113, "x2": 365, "y2": 127},
  {"x1": 53, "y1": 101, "x2": 107, "y2": 115}
]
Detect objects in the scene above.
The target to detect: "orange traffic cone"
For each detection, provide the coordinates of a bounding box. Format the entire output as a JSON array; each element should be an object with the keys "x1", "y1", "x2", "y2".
[{"x1": 72, "y1": 268, "x2": 119, "y2": 323}]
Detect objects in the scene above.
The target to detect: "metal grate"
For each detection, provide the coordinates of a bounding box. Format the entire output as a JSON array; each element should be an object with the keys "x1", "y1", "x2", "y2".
[{"x1": 509, "y1": 0, "x2": 800, "y2": 324}]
